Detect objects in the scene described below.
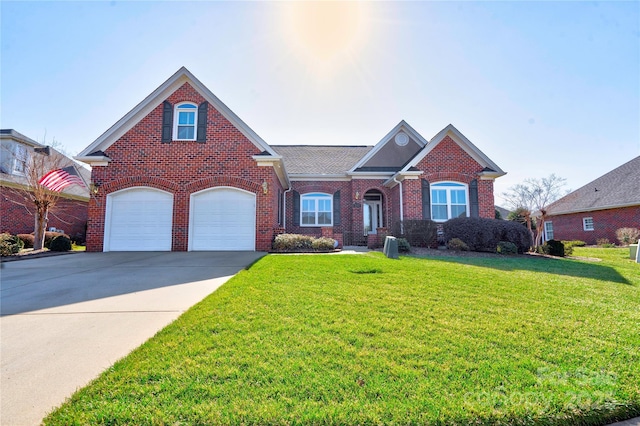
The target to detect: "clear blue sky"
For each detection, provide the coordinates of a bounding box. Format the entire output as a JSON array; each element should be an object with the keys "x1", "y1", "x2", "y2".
[{"x1": 2, "y1": 1, "x2": 639, "y2": 205}]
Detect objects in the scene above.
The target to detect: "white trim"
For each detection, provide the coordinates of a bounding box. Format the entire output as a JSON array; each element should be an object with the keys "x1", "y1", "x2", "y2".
[
  {"x1": 300, "y1": 192, "x2": 333, "y2": 227},
  {"x1": 349, "y1": 120, "x2": 428, "y2": 172},
  {"x1": 583, "y1": 217, "x2": 594, "y2": 231},
  {"x1": 104, "y1": 186, "x2": 174, "y2": 252},
  {"x1": 401, "y1": 124, "x2": 506, "y2": 177},
  {"x1": 188, "y1": 186, "x2": 256, "y2": 251},
  {"x1": 74, "y1": 155, "x2": 111, "y2": 166},
  {"x1": 77, "y1": 67, "x2": 278, "y2": 160},
  {"x1": 430, "y1": 181, "x2": 470, "y2": 222},
  {"x1": 383, "y1": 171, "x2": 424, "y2": 188},
  {"x1": 172, "y1": 102, "x2": 198, "y2": 141},
  {"x1": 252, "y1": 155, "x2": 290, "y2": 189}
]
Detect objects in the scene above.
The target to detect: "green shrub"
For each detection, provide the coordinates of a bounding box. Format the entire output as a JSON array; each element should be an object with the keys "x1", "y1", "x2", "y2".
[
  {"x1": 311, "y1": 237, "x2": 336, "y2": 251},
  {"x1": 447, "y1": 238, "x2": 469, "y2": 251},
  {"x1": 44, "y1": 231, "x2": 70, "y2": 249},
  {"x1": 396, "y1": 238, "x2": 411, "y2": 252},
  {"x1": 391, "y1": 220, "x2": 437, "y2": 248},
  {"x1": 0, "y1": 233, "x2": 24, "y2": 256},
  {"x1": 596, "y1": 238, "x2": 614, "y2": 247},
  {"x1": 543, "y1": 239, "x2": 565, "y2": 257},
  {"x1": 273, "y1": 234, "x2": 313, "y2": 251},
  {"x1": 17, "y1": 233, "x2": 34, "y2": 248},
  {"x1": 560, "y1": 240, "x2": 585, "y2": 256},
  {"x1": 273, "y1": 234, "x2": 336, "y2": 252},
  {"x1": 49, "y1": 235, "x2": 72, "y2": 252},
  {"x1": 497, "y1": 241, "x2": 518, "y2": 255},
  {"x1": 616, "y1": 227, "x2": 640, "y2": 245},
  {"x1": 443, "y1": 217, "x2": 532, "y2": 253}
]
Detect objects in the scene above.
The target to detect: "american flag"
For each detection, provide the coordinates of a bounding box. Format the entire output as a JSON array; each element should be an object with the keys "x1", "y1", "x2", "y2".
[{"x1": 38, "y1": 166, "x2": 86, "y2": 192}]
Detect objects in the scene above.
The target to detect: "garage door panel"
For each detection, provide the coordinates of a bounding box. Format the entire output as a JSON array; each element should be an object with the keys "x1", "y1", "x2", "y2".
[
  {"x1": 105, "y1": 188, "x2": 173, "y2": 252},
  {"x1": 189, "y1": 187, "x2": 255, "y2": 251}
]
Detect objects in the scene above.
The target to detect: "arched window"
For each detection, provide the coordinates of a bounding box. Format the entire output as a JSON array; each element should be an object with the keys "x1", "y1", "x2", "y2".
[
  {"x1": 300, "y1": 193, "x2": 332, "y2": 226},
  {"x1": 173, "y1": 102, "x2": 198, "y2": 140},
  {"x1": 431, "y1": 182, "x2": 468, "y2": 221}
]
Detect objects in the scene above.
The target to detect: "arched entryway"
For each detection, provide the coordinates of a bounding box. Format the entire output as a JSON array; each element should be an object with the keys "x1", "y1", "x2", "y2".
[{"x1": 363, "y1": 189, "x2": 384, "y2": 235}]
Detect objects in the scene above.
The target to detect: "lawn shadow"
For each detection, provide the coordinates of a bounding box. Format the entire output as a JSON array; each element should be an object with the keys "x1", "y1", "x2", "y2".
[{"x1": 412, "y1": 253, "x2": 632, "y2": 285}]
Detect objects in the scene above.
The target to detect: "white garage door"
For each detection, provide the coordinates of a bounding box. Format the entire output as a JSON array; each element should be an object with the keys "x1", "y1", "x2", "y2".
[
  {"x1": 104, "y1": 187, "x2": 173, "y2": 251},
  {"x1": 189, "y1": 187, "x2": 256, "y2": 251}
]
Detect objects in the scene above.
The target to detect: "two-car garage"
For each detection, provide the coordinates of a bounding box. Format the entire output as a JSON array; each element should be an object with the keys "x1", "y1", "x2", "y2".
[{"x1": 103, "y1": 186, "x2": 256, "y2": 251}]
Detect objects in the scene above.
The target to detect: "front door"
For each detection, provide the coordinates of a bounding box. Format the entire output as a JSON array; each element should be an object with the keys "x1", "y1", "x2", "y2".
[{"x1": 363, "y1": 200, "x2": 382, "y2": 235}]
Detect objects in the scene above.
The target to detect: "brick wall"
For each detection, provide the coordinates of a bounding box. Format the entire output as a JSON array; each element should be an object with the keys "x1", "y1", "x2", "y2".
[
  {"x1": 1, "y1": 184, "x2": 88, "y2": 238},
  {"x1": 87, "y1": 82, "x2": 280, "y2": 252},
  {"x1": 546, "y1": 206, "x2": 640, "y2": 245}
]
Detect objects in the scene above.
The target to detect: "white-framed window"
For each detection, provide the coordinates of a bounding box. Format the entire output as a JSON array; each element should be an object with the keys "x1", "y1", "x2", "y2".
[
  {"x1": 301, "y1": 193, "x2": 332, "y2": 226},
  {"x1": 583, "y1": 217, "x2": 594, "y2": 231},
  {"x1": 544, "y1": 221, "x2": 554, "y2": 241},
  {"x1": 431, "y1": 182, "x2": 468, "y2": 221},
  {"x1": 13, "y1": 144, "x2": 28, "y2": 175},
  {"x1": 173, "y1": 102, "x2": 198, "y2": 140}
]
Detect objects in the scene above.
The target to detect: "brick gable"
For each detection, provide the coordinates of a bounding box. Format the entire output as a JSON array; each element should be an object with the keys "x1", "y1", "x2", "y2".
[{"x1": 86, "y1": 82, "x2": 281, "y2": 252}]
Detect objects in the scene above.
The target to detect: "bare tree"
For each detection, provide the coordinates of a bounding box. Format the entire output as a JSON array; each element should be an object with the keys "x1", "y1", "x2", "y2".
[
  {"x1": 2, "y1": 140, "x2": 76, "y2": 250},
  {"x1": 502, "y1": 174, "x2": 568, "y2": 248}
]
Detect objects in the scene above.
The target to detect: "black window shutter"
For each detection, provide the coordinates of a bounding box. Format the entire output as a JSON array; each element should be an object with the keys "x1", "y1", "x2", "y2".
[
  {"x1": 470, "y1": 179, "x2": 479, "y2": 218},
  {"x1": 197, "y1": 102, "x2": 208, "y2": 143},
  {"x1": 162, "y1": 101, "x2": 173, "y2": 143},
  {"x1": 293, "y1": 191, "x2": 300, "y2": 226},
  {"x1": 333, "y1": 190, "x2": 341, "y2": 226},
  {"x1": 421, "y1": 179, "x2": 431, "y2": 220}
]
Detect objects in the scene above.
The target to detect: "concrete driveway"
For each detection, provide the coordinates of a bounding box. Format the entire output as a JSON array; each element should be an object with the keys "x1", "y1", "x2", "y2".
[{"x1": 0, "y1": 251, "x2": 265, "y2": 426}]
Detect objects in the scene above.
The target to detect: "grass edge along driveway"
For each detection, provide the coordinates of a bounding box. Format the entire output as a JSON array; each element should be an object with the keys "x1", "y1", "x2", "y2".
[{"x1": 45, "y1": 248, "x2": 640, "y2": 425}]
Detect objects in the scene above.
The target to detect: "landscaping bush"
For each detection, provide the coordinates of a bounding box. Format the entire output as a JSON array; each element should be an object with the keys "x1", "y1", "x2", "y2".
[
  {"x1": 496, "y1": 241, "x2": 518, "y2": 255},
  {"x1": 447, "y1": 238, "x2": 469, "y2": 252},
  {"x1": 396, "y1": 238, "x2": 411, "y2": 253},
  {"x1": 0, "y1": 233, "x2": 24, "y2": 256},
  {"x1": 443, "y1": 217, "x2": 532, "y2": 253},
  {"x1": 543, "y1": 239, "x2": 565, "y2": 257},
  {"x1": 311, "y1": 237, "x2": 336, "y2": 251},
  {"x1": 596, "y1": 238, "x2": 616, "y2": 248},
  {"x1": 616, "y1": 227, "x2": 640, "y2": 245},
  {"x1": 17, "y1": 233, "x2": 35, "y2": 249},
  {"x1": 273, "y1": 234, "x2": 314, "y2": 251},
  {"x1": 49, "y1": 235, "x2": 72, "y2": 252},
  {"x1": 560, "y1": 240, "x2": 585, "y2": 256},
  {"x1": 44, "y1": 231, "x2": 70, "y2": 249},
  {"x1": 391, "y1": 220, "x2": 437, "y2": 248},
  {"x1": 272, "y1": 234, "x2": 336, "y2": 252}
]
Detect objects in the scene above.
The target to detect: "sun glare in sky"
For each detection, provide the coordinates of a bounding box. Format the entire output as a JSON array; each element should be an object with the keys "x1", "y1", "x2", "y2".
[{"x1": 280, "y1": 1, "x2": 370, "y2": 76}]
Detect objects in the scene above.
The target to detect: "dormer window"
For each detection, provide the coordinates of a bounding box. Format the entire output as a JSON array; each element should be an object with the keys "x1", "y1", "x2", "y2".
[{"x1": 173, "y1": 103, "x2": 198, "y2": 140}]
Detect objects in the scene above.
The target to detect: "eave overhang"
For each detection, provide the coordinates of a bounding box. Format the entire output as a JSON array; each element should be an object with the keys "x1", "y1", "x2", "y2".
[
  {"x1": 252, "y1": 155, "x2": 290, "y2": 189},
  {"x1": 383, "y1": 170, "x2": 424, "y2": 188}
]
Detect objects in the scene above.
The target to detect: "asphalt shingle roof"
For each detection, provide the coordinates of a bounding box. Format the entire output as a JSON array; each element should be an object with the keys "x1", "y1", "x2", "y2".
[
  {"x1": 272, "y1": 145, "x2": 373, "y2": 175},
  {"x1": 546, "y1": 156, "x2": 640, "y2": 215}
]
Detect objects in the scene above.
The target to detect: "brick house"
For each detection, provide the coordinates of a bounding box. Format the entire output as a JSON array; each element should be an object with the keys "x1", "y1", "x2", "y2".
[
  {"x1": 76, "y1": 67, "x2": 505, "y2": 252},
  {"x1": 542, "y1": 156, "x2": 640, "y2": 245},
  {"x1": 1, "y1": 129, "x2": 90, "y2": 239}
]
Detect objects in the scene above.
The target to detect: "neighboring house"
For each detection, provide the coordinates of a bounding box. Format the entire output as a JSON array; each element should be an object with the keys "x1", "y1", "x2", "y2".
[
  {"x1": 542, "y1": 156, "x2": 640, "y2": 244},
  {"x1": 75, "y1": 67, "x2": 505, "y2": 252},
  {"x1": 0, "y1": 129, "x2": 90, "y2": 239}
]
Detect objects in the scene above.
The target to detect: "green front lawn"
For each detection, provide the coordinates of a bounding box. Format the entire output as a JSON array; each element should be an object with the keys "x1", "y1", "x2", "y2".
[{"x1": 45, "y1": 248, "x2": 640, "y2": 425}]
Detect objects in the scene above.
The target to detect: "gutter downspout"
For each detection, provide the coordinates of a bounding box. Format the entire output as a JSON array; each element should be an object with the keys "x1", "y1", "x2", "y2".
[
  {"x1": 393, "y1": 176, "x2": 404, "y2": 234},
  {"x1": 282, "y1": 187, "x2": 292, "y2": 229}
]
